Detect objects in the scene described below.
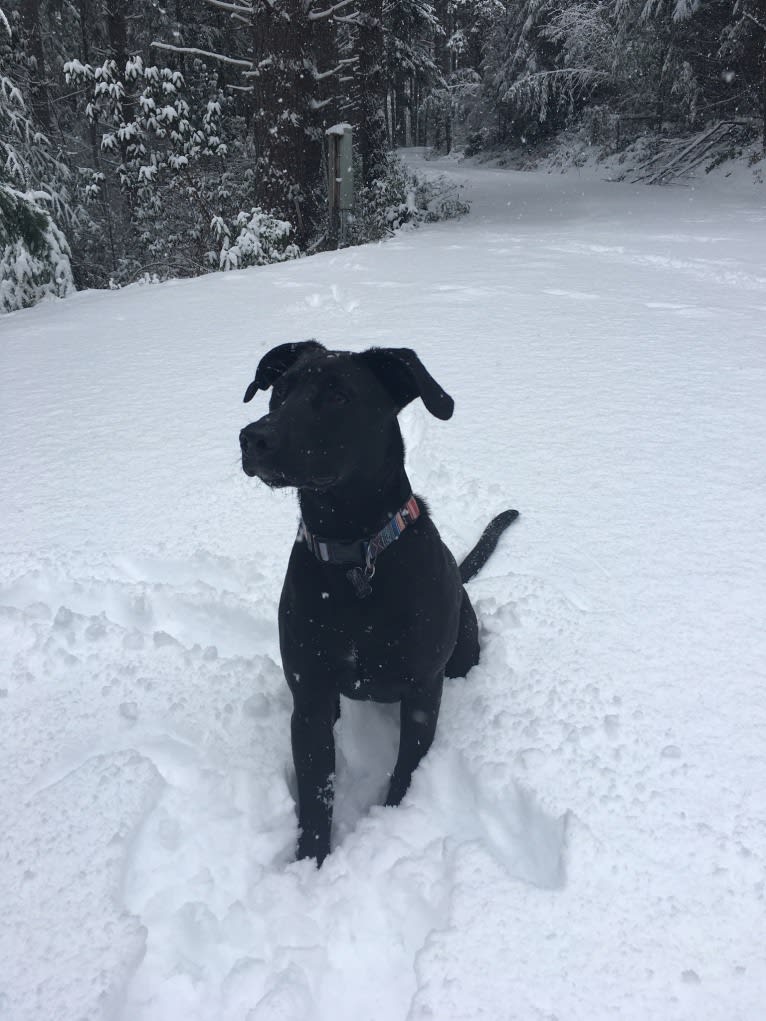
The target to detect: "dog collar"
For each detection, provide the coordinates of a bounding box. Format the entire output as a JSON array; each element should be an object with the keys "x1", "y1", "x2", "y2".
[{"x1": 298, "y1": 495, "x2": 420, "y2": 598}]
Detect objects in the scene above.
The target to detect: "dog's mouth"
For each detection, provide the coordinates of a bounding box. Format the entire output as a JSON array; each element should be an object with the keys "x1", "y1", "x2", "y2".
[
  {"x1": 241, "y1": 462, "x2": 336, "y2": 491},
  {"x1": 243, "y1": 464, "x2": 289, "y2": 487}
]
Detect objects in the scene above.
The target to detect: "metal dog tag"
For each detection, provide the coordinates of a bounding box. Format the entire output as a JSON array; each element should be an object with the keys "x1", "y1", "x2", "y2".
[{"x1": 346, "y1": 566, "x2": 373, "y2": 599}]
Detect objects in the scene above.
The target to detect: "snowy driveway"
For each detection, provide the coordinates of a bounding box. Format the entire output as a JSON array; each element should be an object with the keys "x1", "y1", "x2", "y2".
[{"x1": 1, "y1": 156, "x2": 765, "y2": 1020}]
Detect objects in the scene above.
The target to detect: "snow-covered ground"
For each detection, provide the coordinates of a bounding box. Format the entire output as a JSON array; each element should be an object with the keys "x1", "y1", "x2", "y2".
[{"x1": 1, "y1": 154, "x2": 765, "y2": 1021}]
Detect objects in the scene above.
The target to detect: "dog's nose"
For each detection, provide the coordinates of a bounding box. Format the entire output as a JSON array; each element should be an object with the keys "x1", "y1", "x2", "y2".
[{"x1": 240, "y1": 422, "x2": 273, "y2": 455}]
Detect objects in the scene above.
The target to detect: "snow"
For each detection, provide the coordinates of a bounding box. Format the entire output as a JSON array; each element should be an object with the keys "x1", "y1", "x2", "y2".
[{"x1": 1, "y1": 153, "x2": 765, "y2": 1020}]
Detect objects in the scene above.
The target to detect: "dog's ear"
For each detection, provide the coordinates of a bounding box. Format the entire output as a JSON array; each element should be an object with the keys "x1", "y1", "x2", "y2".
[
  {"x1": 360, "y1": 347, "x2": 454, "y2": 420},
  {"x1": 243, "y1": 340, "x2": 325, "y2": 402}
]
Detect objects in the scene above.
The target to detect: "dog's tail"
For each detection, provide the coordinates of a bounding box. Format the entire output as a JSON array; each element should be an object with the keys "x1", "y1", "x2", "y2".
[{"x1": 459, "y1": 510, "x2": 519, "y2": 584}]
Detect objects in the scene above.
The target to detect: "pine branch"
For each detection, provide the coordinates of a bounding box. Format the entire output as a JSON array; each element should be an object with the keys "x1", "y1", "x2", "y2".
[
  {"x1": 314, "y1": 56, "x2": 358, "y2": 81},
  {"x1": 151, "y1": 42, "x2": 253, "y2": 69},
  {"x1": 241, "y1": 59, "x2": 275, "y2": 78},
  {"x1": 744, "y1": 10, "x2": 766, "y2": 33},
  {"x1": 308, "y1": 0, "x2": 356, "y2": 21},
  {"x1": 645, "y1": 121, "x2": 747, "y2": 184},
  {"x1": 203, "y1": 0, "x2": 253, "y2": 13}
]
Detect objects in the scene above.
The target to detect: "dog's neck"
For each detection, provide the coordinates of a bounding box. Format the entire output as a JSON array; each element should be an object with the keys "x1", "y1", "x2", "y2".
[{"x1": 298, "y1": 463, "x2": 414, "y2": 541}]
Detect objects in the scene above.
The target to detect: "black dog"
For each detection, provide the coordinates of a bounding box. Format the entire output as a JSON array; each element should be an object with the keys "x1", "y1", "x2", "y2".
[{"x1": 240, "y1": 341, "x2": 518, "y2": 865}]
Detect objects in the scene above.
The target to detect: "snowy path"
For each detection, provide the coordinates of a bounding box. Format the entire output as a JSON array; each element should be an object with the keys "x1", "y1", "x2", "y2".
[{"x1": 1, "y1": 155, "x2": 765, "y2": 1020}]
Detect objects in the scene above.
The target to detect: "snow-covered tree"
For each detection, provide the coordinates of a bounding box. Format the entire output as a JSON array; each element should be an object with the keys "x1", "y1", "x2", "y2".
[
  {"x1": 1, "y1": 12, "x2": 74, "y2": 312},
  {"x1": 720, "y1": 0, "x2": 766, "y2": 144},
  {"x1": 4, "y1": 0, "x2": 762, "y2": 306},
  {"x1": 62, "y1": 55, "x2": 226, "y2": 281},
  {"x1": 383, "y1": 0, "x2": 441, "y2": 146},
  {"x1": 213, "y1": 206, "x2": 300, "y2": 269},
  {"x1": 150, "y1": 0, "x2": 356, "y2": 237},
  {"x1": 476, "y1": 0, "x2": 741, "y2": 143}
]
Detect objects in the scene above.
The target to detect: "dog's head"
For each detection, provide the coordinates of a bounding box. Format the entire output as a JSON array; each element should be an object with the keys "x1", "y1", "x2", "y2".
[{"x1": 239, "y1": 340, "x2": 454, "y2": 490}]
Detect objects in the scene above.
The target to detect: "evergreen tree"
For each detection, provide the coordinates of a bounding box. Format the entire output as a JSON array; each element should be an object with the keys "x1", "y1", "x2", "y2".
[
  {"x1": 721, "y1": 0, "x2": 766, "y2": 143},
  {"x1": 3, "y1": 0, "x2": 765, "y2": 313},
  {"x1": 151, "y1": 0, "x2": 350, "y2": 236},
  {"x1": 63, "y1": 53, "x2": 241, "y2": 282},
  {"x1": 0, "y1": 9, "x2": 74, "y2": 312},
  {"x1": 384, "y1": 0, "x2": 440, "y2": 146}
]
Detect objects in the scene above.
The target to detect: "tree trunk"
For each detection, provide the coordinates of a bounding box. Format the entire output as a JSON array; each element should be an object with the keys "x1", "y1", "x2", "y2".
[
  {"x1": 106, "y1": 0, "x2": 129, "y2": 66},
  {"x1": 251, "y1": 0, "x2": 317, "y2": 233},
  {"x1": 356, "y1": 0, "x2": 388, "y2": 186},
  {"x1": 106, "y1": 0, "x2": 134, "y2": 123},
  {"x1": 77, "y1": 0, "x2": 118, "y2": 274},
  {"x1": 313, "y1": 10, "x2": 339, "y2": 129},
  {"x1": 412, "y1": 77, "x2": 419, "y2": 145},
  {"x1": 78, "y1": 0, "x2": 91, "y2": 63},
  {"x1": 394, "y1": 74, "x2": 407, "y2": 146},
  {"x1": 434, "y1": 0, "x2": 452, "y2": 152},
  {"x1": 20, "y1": 0, "x2": 50, "y2": 130}
]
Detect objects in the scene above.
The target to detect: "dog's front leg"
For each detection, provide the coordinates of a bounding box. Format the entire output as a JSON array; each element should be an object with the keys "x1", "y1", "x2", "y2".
[
  {"x1": 385, "y1": 673, "x2": 444, "y2": 807},
  {"x1": 291, "y1": 695, "x2": 336, "y2": 865}
]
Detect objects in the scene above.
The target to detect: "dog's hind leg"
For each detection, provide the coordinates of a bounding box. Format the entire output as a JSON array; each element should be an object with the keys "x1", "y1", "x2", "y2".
[
  {"x1": 385, "y1": 673, "x2": 444, "y2": 806},
  {"x1": 445, "y1": 588, "x2": 480, "y2": 679}
]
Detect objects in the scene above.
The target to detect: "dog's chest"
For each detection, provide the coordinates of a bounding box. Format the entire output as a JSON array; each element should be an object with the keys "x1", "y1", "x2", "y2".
[
  {"x1": 281, "y1": 580, "x2": 437, "y2": 700},
  {"x1": 279, "y1": 531, "x2": 461, "y2": 699},
  {"x1": 337, "y1": 640, "x2": 399, "y2": 702},
  {"x1": 295, "y1": 599, "x2": 408, "y2": 700},
  {"x1": 333, "y1": 626, "x2": 418, "y2": 702}
]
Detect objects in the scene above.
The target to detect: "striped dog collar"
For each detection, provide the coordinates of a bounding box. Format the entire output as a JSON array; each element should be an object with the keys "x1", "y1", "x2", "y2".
[{"x1": 298, "y1": 495, "x2": 420, "y2": 597}]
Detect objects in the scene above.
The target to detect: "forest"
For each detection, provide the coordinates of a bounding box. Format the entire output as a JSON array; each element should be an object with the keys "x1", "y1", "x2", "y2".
[{"x1": 2, "y1": 0, "x2": 765, "y2": 312}]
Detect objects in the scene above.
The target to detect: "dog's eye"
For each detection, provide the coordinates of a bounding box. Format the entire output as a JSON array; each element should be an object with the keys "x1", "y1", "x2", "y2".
[{"x1": 327, "y1": 391, "x2": 349, "y2": 406}]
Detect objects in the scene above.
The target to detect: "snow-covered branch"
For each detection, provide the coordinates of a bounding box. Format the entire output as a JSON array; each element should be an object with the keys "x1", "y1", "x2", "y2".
[
  {"x1": 314, "y1": 56, "x2": 358, "y2": 81},
  {"x1": 744, "y1": 10, "x2": 766, "y2": 33},
  {"x1": 151, "y1": 42, "x2": 253, "y2": 69},
  {"x1": 203, "y1": 0, "x2": 252, "y2": 13},
  {"x1": 241, "y1": 58, "x2": 275, "y2": 78},
  {"x1": 309, "y1": 0, "x2": 356, "y2": 22}
]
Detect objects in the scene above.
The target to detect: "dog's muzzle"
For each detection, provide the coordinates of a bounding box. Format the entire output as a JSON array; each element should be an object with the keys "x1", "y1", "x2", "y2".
[{"x1": 239, "y1": 421, "x2": 279, "y2": 480}]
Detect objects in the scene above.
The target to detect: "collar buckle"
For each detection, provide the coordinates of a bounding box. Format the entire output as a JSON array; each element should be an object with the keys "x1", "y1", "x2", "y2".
[
  {"x1": 298, "y1": 495, "x2": 420, "y2": 598},
  {"x1": 298, "y1": 522, "x2": 369, "y2": 566}
]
